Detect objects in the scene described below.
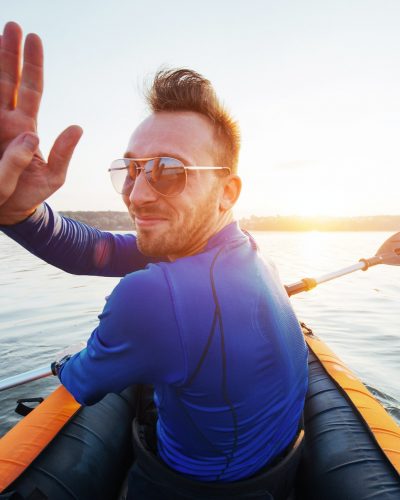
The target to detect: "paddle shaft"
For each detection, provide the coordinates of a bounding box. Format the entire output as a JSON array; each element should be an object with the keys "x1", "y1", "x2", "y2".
[
  {"x1": 285, "y1": 254, "x2": 385, "y2": 296},
  {"x1": 0, "y1": 365, "x2": 53, "y2": 391}
]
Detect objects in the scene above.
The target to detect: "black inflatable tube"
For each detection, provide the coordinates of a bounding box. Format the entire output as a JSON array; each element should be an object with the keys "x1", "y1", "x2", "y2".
[
  {"x1": 298, "y1": 351, "x2": 400, "y2": 499},
  {"x1": 3, "y1": 386, "x2": 138, "y2": 500}
]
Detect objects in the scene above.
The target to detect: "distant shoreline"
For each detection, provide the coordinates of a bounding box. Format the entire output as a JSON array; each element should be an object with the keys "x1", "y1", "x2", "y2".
[{"x1": 59, "y1": 211, "x2": 400, "y2": 232}]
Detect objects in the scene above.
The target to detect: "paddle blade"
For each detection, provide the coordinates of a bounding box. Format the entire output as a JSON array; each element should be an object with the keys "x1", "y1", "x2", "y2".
[{"x1": 376, "y1": 232, "x2": 400, "y2": 265}]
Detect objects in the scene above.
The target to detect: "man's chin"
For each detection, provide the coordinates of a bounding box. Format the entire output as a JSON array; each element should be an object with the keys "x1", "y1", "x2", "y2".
[{"x1": 136, "y1": 232, "x2": 171, "y2": 258}]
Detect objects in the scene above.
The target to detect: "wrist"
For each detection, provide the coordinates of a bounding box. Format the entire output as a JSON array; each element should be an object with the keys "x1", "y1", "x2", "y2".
[
  {"x1": 51, "y1": 355, "x2": 72, "y2": 376},
  {"x1": 0, "y1": 208, "x2": 38, "y2": 226}
]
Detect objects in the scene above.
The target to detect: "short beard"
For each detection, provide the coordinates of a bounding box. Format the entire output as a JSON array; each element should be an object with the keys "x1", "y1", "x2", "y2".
[{"x1": 136, "y1": 182, "x2": 221, "y2": 259}]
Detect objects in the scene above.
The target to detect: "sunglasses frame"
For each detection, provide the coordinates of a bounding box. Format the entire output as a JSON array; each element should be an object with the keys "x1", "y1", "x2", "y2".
[{"x1": 108, "y1": 157, "x2": 230, "y2": 197}]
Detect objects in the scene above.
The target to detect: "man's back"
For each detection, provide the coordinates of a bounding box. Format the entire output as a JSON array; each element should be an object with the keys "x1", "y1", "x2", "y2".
[
  {"x1": 153, "y1": 222, "x2": 308, "y2": 481},
  {"x1": 54, "y1": 221, "x2": 307, "y2": 481}
]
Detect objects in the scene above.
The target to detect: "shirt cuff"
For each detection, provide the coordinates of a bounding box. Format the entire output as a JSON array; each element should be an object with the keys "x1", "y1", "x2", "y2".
[{"x1": 0, "y1": 203, "x2": 50, "y2": 235}]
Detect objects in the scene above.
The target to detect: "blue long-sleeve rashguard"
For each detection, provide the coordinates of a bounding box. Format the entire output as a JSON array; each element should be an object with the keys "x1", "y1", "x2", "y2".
[{"x1": 2, "y1": 203, "x2": 308, "y2": 482}]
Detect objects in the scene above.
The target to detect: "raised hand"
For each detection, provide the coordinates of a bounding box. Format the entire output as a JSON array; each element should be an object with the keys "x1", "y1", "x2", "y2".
[{"x1": 0, "y1": 22, "x2": 82, "y2": 224}]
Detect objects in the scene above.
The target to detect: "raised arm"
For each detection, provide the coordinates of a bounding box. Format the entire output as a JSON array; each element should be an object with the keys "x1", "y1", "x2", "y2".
[
  {"x1": 1, "y1": 203, "x2": 156, "y2": 276},
  {"x1": 0, "y1": 22, "x2": 156, "y2": 276}
]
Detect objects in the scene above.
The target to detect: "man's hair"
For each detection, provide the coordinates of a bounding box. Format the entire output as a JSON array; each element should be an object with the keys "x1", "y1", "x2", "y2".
[{"x1": 146, "y1": 69, "x2": 240, "y2": 173}]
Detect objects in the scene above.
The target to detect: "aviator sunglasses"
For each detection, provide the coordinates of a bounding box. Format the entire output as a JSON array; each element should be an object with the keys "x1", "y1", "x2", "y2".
[{"x1": 108, "y1": 157, "x2": 230, "y2": 197}]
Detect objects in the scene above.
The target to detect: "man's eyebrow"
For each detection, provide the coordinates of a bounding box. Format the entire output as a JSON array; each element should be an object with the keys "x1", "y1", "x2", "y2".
[{"x1": 122, "y1": 152, "x2": 190, "y2": 165}]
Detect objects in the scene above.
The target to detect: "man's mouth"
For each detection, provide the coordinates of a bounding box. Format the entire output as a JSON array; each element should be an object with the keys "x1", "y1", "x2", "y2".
[{"x1": 134, "y1": 214, "x2": 168, "y2": 228}]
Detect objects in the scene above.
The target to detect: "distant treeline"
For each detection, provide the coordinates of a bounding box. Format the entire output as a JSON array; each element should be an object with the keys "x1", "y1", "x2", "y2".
[
  {"x1": 60, "y1": 211, "x2": 134, "y2": 230},
  {"x1": 59, "y1": 211, "x2": 400, "y2": 232}
]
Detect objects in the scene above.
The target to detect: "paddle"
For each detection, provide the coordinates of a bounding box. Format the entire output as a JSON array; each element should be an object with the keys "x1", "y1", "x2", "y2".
[
  {"x1": 285, "y1": 231, "x2": 400, "y2": 296},
  {"x1": 0, "y1": 365, "x2": 53, "y2": 392},
  {"x1": 0, "y1": 343, "x2": 85, "y2": 392},
  {"x1": 1, "y1": 232, "x2": 400, "y2": 392}
]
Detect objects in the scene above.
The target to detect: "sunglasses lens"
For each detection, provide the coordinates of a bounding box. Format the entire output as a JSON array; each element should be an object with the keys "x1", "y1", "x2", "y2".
[
  {"x1": 109, "y1": 159, "x2": 136, "y2": 195},
  {"x1": 144, "y1": 157, "x2": 186, "y2": 196},
  {"x1": 109, "y1": 157, "x2": 186, "y2": 196}
]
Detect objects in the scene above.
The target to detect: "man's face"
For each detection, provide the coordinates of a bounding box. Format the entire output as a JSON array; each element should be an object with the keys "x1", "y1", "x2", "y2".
[{"x1": 123, "y1": 111, "x2": 224, "y2": 259}]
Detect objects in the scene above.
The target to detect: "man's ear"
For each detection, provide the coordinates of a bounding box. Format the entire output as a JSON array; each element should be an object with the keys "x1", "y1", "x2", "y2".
[{"x1": 219, "y1": 175, "x2": 242, "y2": 211}]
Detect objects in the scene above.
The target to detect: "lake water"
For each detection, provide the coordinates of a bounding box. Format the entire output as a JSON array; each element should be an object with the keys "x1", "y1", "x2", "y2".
[{"x1": 0, "y1": 230, "x2": 399, "y2": 436}]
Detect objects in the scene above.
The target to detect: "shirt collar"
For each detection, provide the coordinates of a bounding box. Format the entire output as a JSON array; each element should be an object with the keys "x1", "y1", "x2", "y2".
[{"x1": 204, "y1": 221, "x2": 247, "y2": 251}]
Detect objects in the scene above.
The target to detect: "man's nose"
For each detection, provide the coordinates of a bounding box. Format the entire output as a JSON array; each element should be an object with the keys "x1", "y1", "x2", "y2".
[{"x1": 129, "y1": 168, "x2": 159, "y2": 206}]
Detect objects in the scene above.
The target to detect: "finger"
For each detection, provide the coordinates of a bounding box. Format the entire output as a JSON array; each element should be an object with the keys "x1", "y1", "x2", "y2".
[
  {"x1": 17, "y1": 32, "x2": 43, "y2": 118},
  {"x1": 47, "y1": 125, "x2": 83, "y2": 188},
  {"x1": 0, "y1": 22, "x2": 22, "y2": 110},
  {"x1": 0, "y1": 132, "x2": 39, "y2": 205}
]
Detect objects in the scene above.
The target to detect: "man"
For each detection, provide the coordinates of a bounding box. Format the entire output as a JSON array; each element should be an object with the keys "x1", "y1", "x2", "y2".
[{"x1": 0, "y1": 22, "x2": 308, "y2": 499}]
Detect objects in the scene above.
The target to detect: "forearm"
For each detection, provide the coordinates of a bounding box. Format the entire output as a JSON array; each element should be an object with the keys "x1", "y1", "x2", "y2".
[
  {"x1": 58, "y1": 268, "x2": 185, "y2": 405},
  {"x1": 0, "y1": 203, "x2": 155, "y2": 276},
  {"x1": 57, "y1": 339, "x2": 128, "y2": 406}
]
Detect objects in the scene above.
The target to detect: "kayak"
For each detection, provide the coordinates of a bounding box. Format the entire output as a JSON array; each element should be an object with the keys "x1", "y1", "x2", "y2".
[{"x1": 0, "y1": 324, "x2": 399, "y2": 499}]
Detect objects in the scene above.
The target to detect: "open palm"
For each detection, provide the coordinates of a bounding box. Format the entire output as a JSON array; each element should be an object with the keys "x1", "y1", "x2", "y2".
[{"x1": 0, "y1": 22, "x2": 82, "y2": 224}]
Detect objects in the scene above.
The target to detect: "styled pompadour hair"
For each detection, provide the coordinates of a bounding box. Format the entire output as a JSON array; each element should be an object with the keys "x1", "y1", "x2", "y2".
[{"x1": 146, "y1": 69, "x2": 240, "y2": 173}]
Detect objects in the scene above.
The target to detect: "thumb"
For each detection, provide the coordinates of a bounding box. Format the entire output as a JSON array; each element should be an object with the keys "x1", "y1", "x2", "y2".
[
  {"x1": 20, "y1": 133, "x2": 40, "y2": 154},
  {"x1": 0, "y1": 133, "x2": 39, "y2": 206},
  {"x1": 3, "y1": 132, "x2": 39, "y2": 167}
]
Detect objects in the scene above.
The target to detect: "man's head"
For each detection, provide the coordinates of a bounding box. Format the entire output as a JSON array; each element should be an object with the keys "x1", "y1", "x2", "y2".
[
  {"x1": 146, "y1": 69, "x2": 240, "y2": 174},
  {"x1": 120, "y1": 69, "x2": 242, "y2": 260}
]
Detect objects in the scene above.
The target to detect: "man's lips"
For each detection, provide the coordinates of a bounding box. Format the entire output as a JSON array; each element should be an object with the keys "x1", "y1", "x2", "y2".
[{"x1": 134, "y1": 215, "x2": 169, "y2": 228}]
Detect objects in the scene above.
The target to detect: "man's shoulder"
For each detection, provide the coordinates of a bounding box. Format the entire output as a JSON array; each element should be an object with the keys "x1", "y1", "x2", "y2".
[
  {"x1": 120, "y1": 262, "x2": 169, "y2": 291},
  {"x1": 115, "y1": 258, "x2": 210, "y2": 307},
  {"x1": 105, "y1": 264, "x2": 177, "y2": 334}
]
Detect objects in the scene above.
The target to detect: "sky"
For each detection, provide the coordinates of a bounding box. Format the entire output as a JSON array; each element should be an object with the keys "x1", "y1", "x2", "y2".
[{"x1": 2, "y1": 0, "x2": 400, "y2": 217}]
